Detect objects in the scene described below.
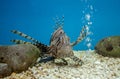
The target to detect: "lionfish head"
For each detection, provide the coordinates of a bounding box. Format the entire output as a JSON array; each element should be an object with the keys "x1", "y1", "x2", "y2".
[
  {"x1": 50, "y1": 26, "x2": 64, "y2": 44},
  {"x1": 48, "y1": 26, "x2": 73, "y2": 58}
]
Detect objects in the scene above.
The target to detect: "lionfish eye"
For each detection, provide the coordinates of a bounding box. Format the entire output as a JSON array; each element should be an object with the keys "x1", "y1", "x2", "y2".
[
  {"x1": 59, "y1": 30, "x2": 64, "y2": 34},
  {"x1": 60, "y1": 32, "x2": 62, "y2": 34}
]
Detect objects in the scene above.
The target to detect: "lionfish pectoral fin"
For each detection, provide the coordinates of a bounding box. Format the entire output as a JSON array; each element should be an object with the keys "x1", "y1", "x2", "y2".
[
  {"x1": 39, "y1": 56, "x2": 55, "y2": 63},
  {"x1": 71, "y1": 56, "x2": 83, "y2": 66},
  {"x1": 70, "y1": 26, "x2": 87, "y2": 46},
  {"x1": 11, "y1": 30, "x2": 39, "y2": 43},
  {"x1": 61, "y1": 58, "x2": 68, "y2": 65}
]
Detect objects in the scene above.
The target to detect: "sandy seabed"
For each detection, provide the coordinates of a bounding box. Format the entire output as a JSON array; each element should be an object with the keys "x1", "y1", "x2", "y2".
[{"x1": 3, "y1": 50, "x2": 120, "y2": 79}]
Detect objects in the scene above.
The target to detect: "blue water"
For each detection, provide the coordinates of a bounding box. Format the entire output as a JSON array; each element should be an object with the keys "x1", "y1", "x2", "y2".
[{"x1": 0, "y1": 0, "x2": 120, "y2": 50}]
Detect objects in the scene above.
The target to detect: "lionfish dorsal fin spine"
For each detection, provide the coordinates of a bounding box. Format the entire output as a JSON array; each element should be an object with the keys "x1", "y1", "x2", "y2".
[
  {"x1": 53, "y1": 16, "x2": 64, "y2": 30},
  {"x1": 11, "y1": 39, "x2": 32, "y2": 44},
  {"x1": 11, "y1": 30, "x2": 49, "y2": 53},
  {"x1": 11, "y1": 30, "x2": 39, "y2": 43}
]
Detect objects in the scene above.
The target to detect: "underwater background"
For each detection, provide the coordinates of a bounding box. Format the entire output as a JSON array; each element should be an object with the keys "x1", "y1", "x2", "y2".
[{"x1": 0, "y1": 0, "x2": 120, "y2": 50}]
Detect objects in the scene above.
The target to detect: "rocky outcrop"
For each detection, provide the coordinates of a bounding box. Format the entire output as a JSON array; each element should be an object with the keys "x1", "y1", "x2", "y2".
[
  {"x1": 95, "y1": 36, "x2": 120, "y2": 57},
  {"x1": 0, "y1": 44, "x2": 40, "y2": 78}
]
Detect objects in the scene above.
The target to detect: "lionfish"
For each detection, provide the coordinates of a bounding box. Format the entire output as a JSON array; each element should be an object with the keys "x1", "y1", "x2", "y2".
[{"x1": 11, "y1": 16, "x2": 87, "y2": 65}]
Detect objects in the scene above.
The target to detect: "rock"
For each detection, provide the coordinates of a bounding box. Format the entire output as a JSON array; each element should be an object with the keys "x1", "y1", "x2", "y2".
[
  {"x1": 0, "y1": 44, "x2": 40, "y2": 77},
  {"x1": 0, "y1": 63, "x2": 12, "y2": 78},
  {"x1": 95, "y1": 36, "x2": 120, "y2": 57}
]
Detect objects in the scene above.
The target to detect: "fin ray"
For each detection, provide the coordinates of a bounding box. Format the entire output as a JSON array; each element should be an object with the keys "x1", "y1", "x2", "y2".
[
  {"x1": 11, "y1": 30, "x2": 39, "y2": 43},
  {"x1": 71, "y1": 26, "x2": 87, "y2": 46},
  {"x1": 11, "y1": 39, "x2": 32, "y2": 44}
]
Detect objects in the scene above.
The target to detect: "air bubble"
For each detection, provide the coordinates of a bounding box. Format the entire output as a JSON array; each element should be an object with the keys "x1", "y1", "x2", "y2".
[
  {"x1": 81, "y1": 0, "x2": 94, "y2": 51},
  {"x1": 85, "y1": 14, "x2": 91, "y2": 21}
]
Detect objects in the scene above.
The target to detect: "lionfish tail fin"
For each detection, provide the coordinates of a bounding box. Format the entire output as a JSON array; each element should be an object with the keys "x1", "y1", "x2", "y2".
[
  {"x1": 11, "y1": 30, "x2": 39, "y2": 43},
  {"x1": 71, "y1": 26, "x2": 87, "y2": 46}
]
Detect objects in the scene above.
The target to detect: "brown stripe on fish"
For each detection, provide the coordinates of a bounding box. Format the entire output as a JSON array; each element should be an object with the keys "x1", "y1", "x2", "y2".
[
  {"x1": 11, "y1": 39, "x2": 31, "y2": 44},
  {"x1": 11, "y1": 30, "x2": 39, "y2": 43}
]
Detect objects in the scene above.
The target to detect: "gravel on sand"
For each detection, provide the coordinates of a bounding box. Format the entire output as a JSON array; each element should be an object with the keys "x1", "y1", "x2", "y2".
[{"x1": 4, "y1": 50, "x2": 120, "y2": 79}]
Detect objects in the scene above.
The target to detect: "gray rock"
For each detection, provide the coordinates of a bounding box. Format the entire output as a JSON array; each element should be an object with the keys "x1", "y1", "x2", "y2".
[
  {"x1": 95, "y1": 36, "x2": 120, "y2": 57},
  {"x1": 0, "y1": 44, "x2": 40, "y2": 77}
]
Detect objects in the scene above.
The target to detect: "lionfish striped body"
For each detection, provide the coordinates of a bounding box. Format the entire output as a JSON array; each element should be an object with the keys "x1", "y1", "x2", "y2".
[{"x1": 11, "y1": 16, "x2": 87, "y2": 65}]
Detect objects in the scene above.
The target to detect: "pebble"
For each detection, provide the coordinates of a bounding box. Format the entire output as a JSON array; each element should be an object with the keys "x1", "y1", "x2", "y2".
[{"x1": 3, "y1": 50, "x2": 120, "y2": 79}]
